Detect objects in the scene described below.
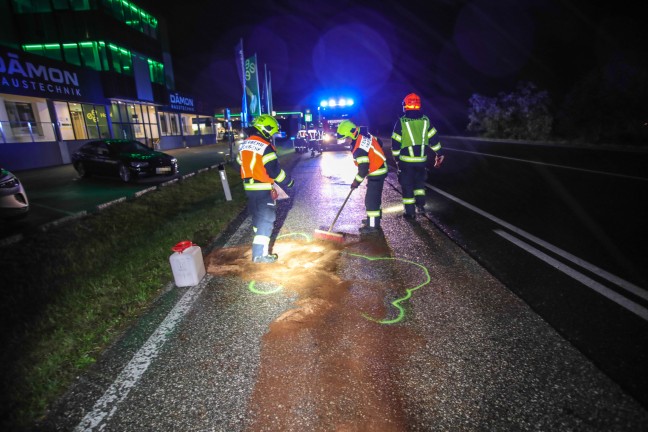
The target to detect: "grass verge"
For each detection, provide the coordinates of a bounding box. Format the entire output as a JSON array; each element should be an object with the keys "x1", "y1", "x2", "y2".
[{"x1": 0, "y1": 164, "x2": 249, "y2": 430}]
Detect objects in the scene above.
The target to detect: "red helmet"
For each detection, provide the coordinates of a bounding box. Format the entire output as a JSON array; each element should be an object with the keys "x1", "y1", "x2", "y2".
[{"x1": 403, "y1": 93, "x2": 421, "y2": 111}]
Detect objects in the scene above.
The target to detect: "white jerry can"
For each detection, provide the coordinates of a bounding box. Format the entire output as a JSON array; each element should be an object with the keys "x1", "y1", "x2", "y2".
[{"x1": 169, "y1": 241, "x2": 206, "y2": 287}]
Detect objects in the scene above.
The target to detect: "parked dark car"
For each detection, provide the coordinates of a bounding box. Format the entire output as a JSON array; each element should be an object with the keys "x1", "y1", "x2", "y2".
[
  {"x1": 0, "y1": 167, "x2": 29, "y2": 219},
  {"x1": 72, "y1": 139, "x2": 178, "y2": 183}
]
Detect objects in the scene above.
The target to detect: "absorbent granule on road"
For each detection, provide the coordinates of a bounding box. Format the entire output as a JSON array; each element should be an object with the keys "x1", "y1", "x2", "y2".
[{"x1": 204, "y1": 237, "x2": 422, "y2": 431}]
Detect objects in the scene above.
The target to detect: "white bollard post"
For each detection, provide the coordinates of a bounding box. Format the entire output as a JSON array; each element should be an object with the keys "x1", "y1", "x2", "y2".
[{"x1": 218, "y1": 164, "x2": 232, "y2": 201}]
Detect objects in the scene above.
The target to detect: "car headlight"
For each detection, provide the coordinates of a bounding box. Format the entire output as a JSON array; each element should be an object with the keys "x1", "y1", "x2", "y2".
[
  {"x1": 130, "y1": 161, "x2": 149, "y2": 168},
  {"x1": 170, "y1": 158, "x2": 177, "y2": 164},
  {"x1": 0, "y1": 175, "x2": 19, "y2": 189}
]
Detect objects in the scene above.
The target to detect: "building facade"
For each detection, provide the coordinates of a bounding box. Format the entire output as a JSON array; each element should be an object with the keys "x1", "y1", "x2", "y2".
[{"x1": 0, "y1": 0, "x2": 216, "y2": 171}]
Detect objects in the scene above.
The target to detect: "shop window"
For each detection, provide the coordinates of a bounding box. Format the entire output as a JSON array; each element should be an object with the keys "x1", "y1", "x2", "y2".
[
  {"x1": 159, "y1": 113, "x2": 168, "y2": 135},
  {"x1": 68, "y1": 103, "x2": 87, "y2": 139},
  {"x1": 94, "y1": 106, "x2": 110, "y2": 138},
  {"x1": 170, "y1": 113, "x2": 179, "y2": 135},
  {"x1": 113, "y1": 123, "x2": 133, "y2": 140},
  {"x1": 54, "y1": 101, "x2": 75, "y2": 140},
  {"x1": 109, "y1": 103, "x2": 119, "y2": 123},
  {"x1": 4, "y1": 100, "x2": 37, "y2": 137},
  {"x1": 147, "y1": 106, "x2": 159, "y2": 139},
  {"x1": 80, "y1": 104, "x2": 97, "y2": 139}
]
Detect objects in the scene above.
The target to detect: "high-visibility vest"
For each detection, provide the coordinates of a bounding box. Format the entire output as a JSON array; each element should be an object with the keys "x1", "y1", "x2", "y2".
[
  {"x1": 237, "y1": 134, "x2": 277, "y2": 186},
  {"x1": 392, "y1": 115, "x2": 440, "y2": 163},
  {"x1": 352, "y1": 134, "x2": 388, "y2": 177}
]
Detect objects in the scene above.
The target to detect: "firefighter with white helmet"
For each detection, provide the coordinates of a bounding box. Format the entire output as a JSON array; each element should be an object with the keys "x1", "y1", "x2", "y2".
[
  {"x1": 337, "y1": 120, "x2": 388, "y2": 234},
  {"x1": 391, "y1": 93, "x2": 444, "y2": 219},
  {"x1": 236, "y1": 114, "x2": 294, "y2": 263}
]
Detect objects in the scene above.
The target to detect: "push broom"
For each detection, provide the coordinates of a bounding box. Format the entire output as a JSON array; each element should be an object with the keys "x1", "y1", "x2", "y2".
[{"x1": 313, "y1": 188, "x2": 354, "y2": 243}]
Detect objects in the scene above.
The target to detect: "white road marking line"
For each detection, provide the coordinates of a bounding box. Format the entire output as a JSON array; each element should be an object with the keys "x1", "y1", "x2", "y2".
[
  {"x1": 494, "y1": 229, "x2": 648, "y2": 321},
  {"x1": 447, "y1": 148, "x2": 648, "y2": 181},
  {"x1": 74, "y1": 274, "x2": 212, "y2": 431},
  {"x1": 427, "y1": 184, "x2": 647, "y2": 301}
]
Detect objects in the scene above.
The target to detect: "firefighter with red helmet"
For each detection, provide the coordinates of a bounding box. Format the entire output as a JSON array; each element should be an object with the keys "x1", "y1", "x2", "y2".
[
  {"x1": 391, "y1": 93, "x2": 444, "y2": 219},
  {"x1": 237, "y1": 114, "x2": 294, "y2": 263},
  {"x1": 337, "y1": 120, "x2": 388, "y2": 234}
]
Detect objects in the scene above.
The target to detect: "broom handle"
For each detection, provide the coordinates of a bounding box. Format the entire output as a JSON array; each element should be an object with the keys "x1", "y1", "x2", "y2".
[{"x1": 328, "y1": 188, "x2": 354, "y2": 232}]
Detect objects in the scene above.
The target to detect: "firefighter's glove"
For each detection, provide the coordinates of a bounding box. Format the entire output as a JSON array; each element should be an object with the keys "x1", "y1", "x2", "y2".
[
  {"x1": 434, "y1": 154, "x2": 445, "y2": 168},
  {"x1": 350, "y1": 179, "x2": 361, "y2": 190},
  {"x1": 286, "y1": 179, "x2": 295, "y2": 188}
]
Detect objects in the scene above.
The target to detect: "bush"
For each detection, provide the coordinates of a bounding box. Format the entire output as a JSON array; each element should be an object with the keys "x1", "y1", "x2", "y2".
[{"x1": 467, "y1": 81, "x2": 553, "y2": 141}]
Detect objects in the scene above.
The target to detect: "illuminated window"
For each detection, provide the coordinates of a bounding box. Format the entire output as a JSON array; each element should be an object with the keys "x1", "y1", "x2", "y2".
[
  {"x1": 110, "y1": 102, "x2": 159, "y2": 145},
  {"x1": 52, "y1": 0, "x2": 71, "y2": 10},
  {"x1": 11, "y1": 0, "x2": 51, "y2": 13},
  {"x1": 79, "y1": 41, "x2": 102, "y2": 71},
  {"x1": 147, "y1": 59, "x2": 165, "y2": 85},
  {"x1": 69, "y1": 0, "x2": 91, "y2": 11},
  {"x1": 62, "y1": 43, "x2": 81, "y2": 66}
]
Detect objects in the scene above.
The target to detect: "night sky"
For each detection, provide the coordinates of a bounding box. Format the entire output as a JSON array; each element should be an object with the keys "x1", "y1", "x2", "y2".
[{"x1": 139, "y1": 0, "x2": 646, "y2": 133}]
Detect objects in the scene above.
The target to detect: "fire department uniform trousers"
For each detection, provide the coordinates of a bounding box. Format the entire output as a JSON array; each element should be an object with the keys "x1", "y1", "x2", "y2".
[
  {"x1": 365, "y1": 174, "x2": 386, "y2": 228},
  {"x1": 399, "y1": 161, "x2": 427, "y2": 217},
  {"x1": 244, "y1": 180, "x2": 276, "y2": 259}
]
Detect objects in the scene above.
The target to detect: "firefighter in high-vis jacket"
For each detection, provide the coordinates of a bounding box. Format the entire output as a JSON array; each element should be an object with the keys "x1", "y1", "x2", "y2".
[
  {"x1": 237, "y1": 114, "x2": 294, "y2": 263},
  {"x1": 337, "y1": 120, "x2": 388, "y2": 234},
  {"x1": 391, "y1": 93, "x2": 444, "y2": 219}
]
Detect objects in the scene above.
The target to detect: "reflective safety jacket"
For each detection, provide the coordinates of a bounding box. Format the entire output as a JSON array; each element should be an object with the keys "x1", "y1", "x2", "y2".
[
  {"x1": 391, "y1": 110, "x2": 442, "y2": 163},
  {"x1": 237, "y1": 132, "x2": 292, "y2": 191},
  {"x1": 351, "y1": 133, "x2": 388, "y2": 184}
]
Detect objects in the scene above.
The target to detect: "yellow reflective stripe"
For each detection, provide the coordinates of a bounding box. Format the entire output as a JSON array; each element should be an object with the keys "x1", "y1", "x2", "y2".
[
  {"x1": 421, "y1": 119, "x2": 428, "y2": 143},
  {"x1": 399, "y1": 155, "x2": 427, "y2": 162},
  {"x1": 250, "y1": 152, "x2": 258, "y2": 173},
  {"x1": 427, "y1": 127, "x2": 437, "y2": 138},
  {"x1": 366, "y1": 210, "x2": 381, "y2": 217},
  {"x1": 369, "y1": 166, "x2": 388, "y2": 176},
  {"x1": 392, "y1": 149, "x2": 400, "y2": 157},
  {"x1": 262, "y1": 152, "x2": 277, "y2": 164},
  {"x1": 391, "y1": 132, "x2": 402, "y2": 142},
  {"x1": 244, "y1": 182, "x2": 273, "y2": 191},
  {"x1": 414, "y1": 189, "x2": 426, "y2": 196},
  {"x1": 403, "y1": 197, "x2": 416, "y2": 204},
  {"x1": 370, "y1": 146, "x2": 386, "y2": 161},
  {"x1": 356, "y1": 156, "x2": 369, "y2": 163},
  {"x1": 355, "y1": 174, "x2": 365, "y2": 182},
  {"x1": 404, "y1": 121, "x2": 416, "y2": 147},
  {"x1": 431, "y1": 142, "x2": 442, "y2": 152},
  {"x1": 275, "y1": 169, "x2": 286, "y2": 183}
]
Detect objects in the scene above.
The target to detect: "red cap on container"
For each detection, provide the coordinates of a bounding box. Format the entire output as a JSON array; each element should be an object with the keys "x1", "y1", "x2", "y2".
[{"x1": 172, "y1": 240, "x2": 195, "y2": 253}]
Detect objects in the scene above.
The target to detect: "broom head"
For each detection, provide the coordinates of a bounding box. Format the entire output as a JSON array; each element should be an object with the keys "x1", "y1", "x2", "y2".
[{"x1": 313, "y1": 228, "x2": 345, "y2": 243}]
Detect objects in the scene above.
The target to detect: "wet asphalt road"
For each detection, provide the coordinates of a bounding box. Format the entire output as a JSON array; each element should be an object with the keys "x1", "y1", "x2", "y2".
[{"x1": 40, "y1": 150, "x2": 648, "y2": 431}]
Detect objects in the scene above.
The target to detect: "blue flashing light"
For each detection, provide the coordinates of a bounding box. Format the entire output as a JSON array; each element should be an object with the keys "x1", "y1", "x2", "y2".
[{"x1": 319, "y1": 97, "x2": 355, "y2": 108}]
